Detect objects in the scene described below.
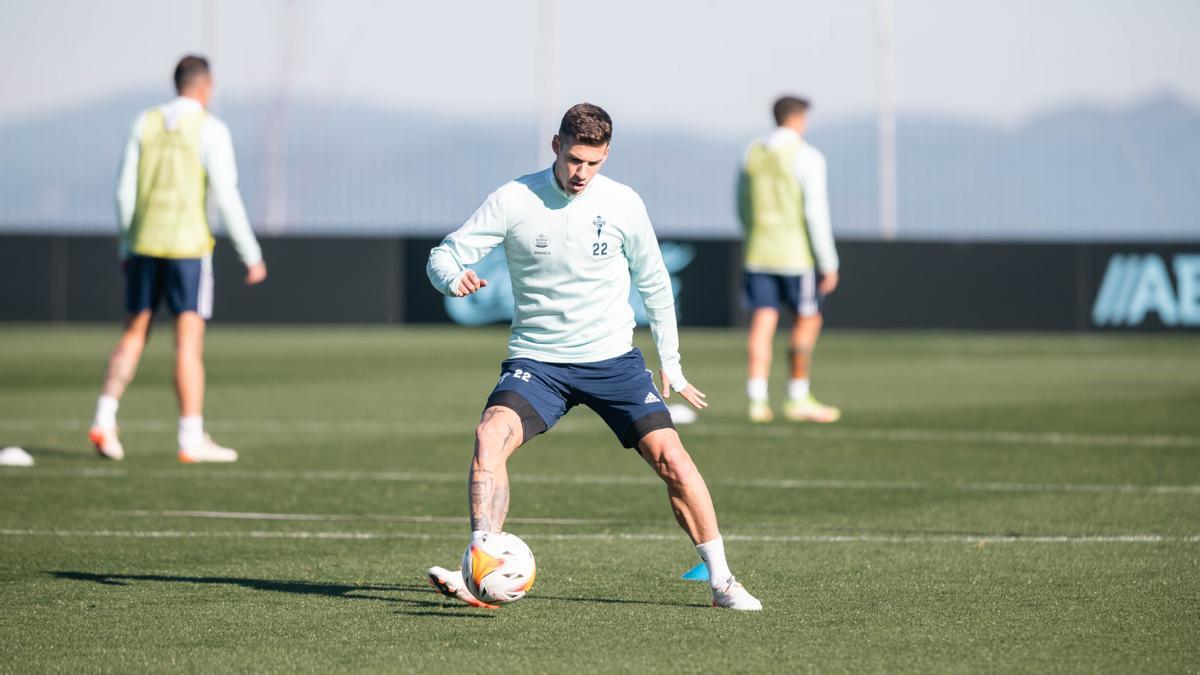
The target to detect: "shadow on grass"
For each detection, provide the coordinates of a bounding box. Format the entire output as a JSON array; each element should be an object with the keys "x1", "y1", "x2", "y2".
[
  {"x1": 19, "y1": 447, "x2": 101, "y2": 461},
  {"x1": 50, "y1": 571, "x2": 702, "y2": 610},
  {"x1": 530, "y1": 593, "x2": 707, "y2": 608},
  {"x1": 49, "y1": 571, "x2": 493, "y2": 617}
]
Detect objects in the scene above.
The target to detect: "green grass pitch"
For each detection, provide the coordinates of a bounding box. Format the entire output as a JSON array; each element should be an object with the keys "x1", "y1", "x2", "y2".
[{"x1": 1, "y1": 325, "x2": 1198, "y2": 673}]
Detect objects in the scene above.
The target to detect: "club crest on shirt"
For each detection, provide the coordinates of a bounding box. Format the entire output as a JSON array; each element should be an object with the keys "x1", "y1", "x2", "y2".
[
  {"x1": 534, "y1": 234, "x2": 551, "y2": 255},
  {"x1": 593, "y1": 215, "x2": 605, "y2": 239}
]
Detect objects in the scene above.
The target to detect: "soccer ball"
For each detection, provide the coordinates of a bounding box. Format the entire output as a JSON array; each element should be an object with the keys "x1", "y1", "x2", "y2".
[{"x1": 461, "y1": 531, "x2": 536, "y2": 604}]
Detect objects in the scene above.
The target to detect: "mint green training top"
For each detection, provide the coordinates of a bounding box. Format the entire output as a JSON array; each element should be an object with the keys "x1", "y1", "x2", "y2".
[{"x1": 427, "y1": 168, "x2": 689, "y2": 392}]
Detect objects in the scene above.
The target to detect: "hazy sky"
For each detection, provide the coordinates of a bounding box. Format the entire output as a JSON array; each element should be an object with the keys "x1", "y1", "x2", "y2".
[{"x1": 1, "y1": 0, "x2": 1197, "y2": 136}]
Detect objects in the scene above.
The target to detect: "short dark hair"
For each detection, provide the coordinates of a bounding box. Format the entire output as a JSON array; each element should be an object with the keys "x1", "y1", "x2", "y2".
[
  {"x1": 773, "y1": 96, "x2": 810, "y2": 126},
  {"x1": 174, "y1": 55, "x2": 211, "y2": 93},
  {"x1": 558, "y1": 103, "x2": 612, "y2": 145}
]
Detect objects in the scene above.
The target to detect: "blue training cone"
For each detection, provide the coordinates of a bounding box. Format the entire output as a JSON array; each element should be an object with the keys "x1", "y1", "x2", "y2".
[{"x1": 680, "y1": 561, "x2": 710, "y2": 582}]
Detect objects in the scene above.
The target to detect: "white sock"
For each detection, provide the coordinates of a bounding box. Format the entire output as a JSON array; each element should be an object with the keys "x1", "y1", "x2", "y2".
[
  {"x1": 788, "y1": 378, "x2": 810, "y2": 401},
  {"x1": 746, "y1": 378, "x2": 768, "y2": 402},
  {"x1": 178, "y1": 416, "x2": 205, "y2": 450},
  {"x1": 695, "y1": 536, "x2": 733, "y2": 589},
  {"x1": 93, "y1": 395, "x2": 119, "y2": 429}
]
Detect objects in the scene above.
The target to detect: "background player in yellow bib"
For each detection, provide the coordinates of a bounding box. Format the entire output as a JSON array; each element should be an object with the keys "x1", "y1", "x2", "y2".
[
  {"x1": 737, "y1": 96, "x2": 841, "y2": 423},
  {"x1": 88, "y1": 55, "x2": 266, "y2": 462}
]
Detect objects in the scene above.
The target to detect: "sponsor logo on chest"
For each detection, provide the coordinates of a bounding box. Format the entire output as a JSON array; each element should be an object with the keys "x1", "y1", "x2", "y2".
[{"x1": 533, "y1": 234, "x2": 551, "y2": 255}]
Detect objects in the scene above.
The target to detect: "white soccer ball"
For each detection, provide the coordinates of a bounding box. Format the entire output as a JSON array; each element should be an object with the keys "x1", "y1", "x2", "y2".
[{"x1": 461, "y1": 531, "x2": 536, "y2": 604}]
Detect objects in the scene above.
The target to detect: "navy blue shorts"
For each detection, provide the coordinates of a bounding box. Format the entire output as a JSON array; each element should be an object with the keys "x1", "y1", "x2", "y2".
[
  {"x1": 744, "y1": 270, "x2": 823, "y2": 317},
  {"x1": 485, "y1": 348, "x2": 675, "y2": 449},
  {"x1": 125, "y1": 254, "x2": 213, "y2": 319}
]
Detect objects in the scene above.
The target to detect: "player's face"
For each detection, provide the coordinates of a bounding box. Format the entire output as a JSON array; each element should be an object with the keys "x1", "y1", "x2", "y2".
[{"x1": 551, "y1": 135, "x2": 608, "y2": 195}]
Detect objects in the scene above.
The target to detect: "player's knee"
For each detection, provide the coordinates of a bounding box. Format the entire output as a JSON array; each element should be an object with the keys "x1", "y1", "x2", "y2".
[
  {"x1": 474, "y1": 422, "x2": 500, "y2": 450},
  {"x1": 120, "y1": 333, "x2": 147, "y2": 353},
  {"x1": 120, "y1": 322, "x2": 149, "y2": 346},
  {"x1": 652, "y1": 444, "x2": 700, "y2": 486},
  {"x1": 472, "y1": 433, "x2": 500, "y2": 472},
  {"x1": 474, "y1": 417, "x2": 516, "y2": 455},
  {"x1": 789, "y1": 342, "x2": 814, "y2": 359},
  {"x1": 748, "y1": 338, "x2": 772, "y2": 356},
  {"x1": 175, "y1": 345, "x2": 203, "y2": 364}
]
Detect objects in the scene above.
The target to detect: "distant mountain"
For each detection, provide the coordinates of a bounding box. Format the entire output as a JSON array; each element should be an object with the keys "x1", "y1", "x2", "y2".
[
  {"x1": 1, "y1": 91, "x2": 1197, "y2": 241},
  {"x1": 889, "y1": 93, "x2": 1200, "y2": 241}
]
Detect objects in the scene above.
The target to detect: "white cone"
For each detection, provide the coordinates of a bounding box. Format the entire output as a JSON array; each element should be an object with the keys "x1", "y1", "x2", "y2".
[
  {"x1": 668, "y1": 403, "x2": 697, "y2": 425},
  {"x1": 0, "y1": 447, "x2": 34, "y2": 467}
]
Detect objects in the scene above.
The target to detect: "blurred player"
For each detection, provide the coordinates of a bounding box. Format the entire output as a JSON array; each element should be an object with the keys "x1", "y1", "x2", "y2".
[
  {"x1": 88, "y1": 55, "x2": 266, "y2": 462},
  {"x1": 425, "y1": 104, "x2": 761, "y2": 610},
  {"x1": 737, "y1": 95, "x2": 841, "y2": 423}
]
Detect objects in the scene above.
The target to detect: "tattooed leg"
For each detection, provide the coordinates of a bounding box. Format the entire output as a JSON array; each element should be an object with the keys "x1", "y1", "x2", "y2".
[{"x1": 469, "y1": 406, "x2": 522, "y2": 533}]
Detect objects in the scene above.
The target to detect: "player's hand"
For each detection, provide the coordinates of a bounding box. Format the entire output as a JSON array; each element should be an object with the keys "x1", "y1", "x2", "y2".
[
  {"x1": 456, "y1": 270, "x2": 488, "y2": 297},
  {"x1": 660, "y1": 369, "x2": 708, "y2": 410},
  {"x1": 245, "y1": 262, "x2": 268, "y2": 285},
  {"x1": 819, "y1": 271, "x2": 839, "y2": 295}
]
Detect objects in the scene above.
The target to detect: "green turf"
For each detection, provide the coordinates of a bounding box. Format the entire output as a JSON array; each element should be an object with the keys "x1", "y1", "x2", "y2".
[{"x1": 1, "y1": 325, "x2": 1198, "y2": 673}]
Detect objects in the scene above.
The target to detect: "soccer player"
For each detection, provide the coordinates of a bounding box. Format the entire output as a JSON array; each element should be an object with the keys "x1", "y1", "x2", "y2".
[
  {"x1": 737, "y1": 95, "x2": 841, "y2": 424},
  {"x1": 88, "y1": 55, "x2": 266, "y2": 463},
  {"x1": 424, "y1": 104, "x2": 762, "y2": 611}
]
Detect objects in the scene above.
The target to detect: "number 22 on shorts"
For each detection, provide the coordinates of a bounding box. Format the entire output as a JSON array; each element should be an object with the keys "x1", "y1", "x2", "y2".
[{"x1": 501, "y1": 368, "x2": 533, "y2": 385}]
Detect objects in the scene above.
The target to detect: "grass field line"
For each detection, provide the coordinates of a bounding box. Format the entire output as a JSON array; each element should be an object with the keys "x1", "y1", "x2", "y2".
[
  {"x1": 1, "y1": 417, "x2": 1197, "y2": 448},
  {"x1": 6, "y1": 466, "x2": 1200, "y2": 495},
  {"x1": 2, "y1": 527, "x2": 1198, "y2": 545},
  {"x1": 114, "y1": 509, "x2": 615, "y2": 526}
]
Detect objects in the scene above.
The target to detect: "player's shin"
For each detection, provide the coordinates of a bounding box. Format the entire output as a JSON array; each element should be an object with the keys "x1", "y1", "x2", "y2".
[
  {"x1": 643, "y1": 439, "x2": 721, "y2": 544},
  {"x1": 469, "y1": 406, "x2": 521, "y2": 534},
  {"x1": 666, "y1": 475, "x2": 720, "y2": 544},
  {"x1": 468, "y1": 463, "x2": 510, "y2": 535}
]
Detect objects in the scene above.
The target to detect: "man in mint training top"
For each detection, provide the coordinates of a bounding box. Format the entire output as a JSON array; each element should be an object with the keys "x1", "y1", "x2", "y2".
[
  {"x1": 425, "y1": 103, "x2": 762, "y2": 611},
  {"x1": 737, "y1": 95, "x2": 841, "y2": 424},
  {"x1": 88, "y1": 55, "x2": 266, "y2": 463}
]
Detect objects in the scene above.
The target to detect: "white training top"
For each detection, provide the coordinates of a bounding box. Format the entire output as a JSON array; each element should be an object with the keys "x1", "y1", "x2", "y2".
[
  {"x1": 744, "y1": 127, "x2": 839, "y2": 273},
  {"x1": 427, "y1": 168, "x2": 689, "y2": 391},
  {"x1": 115, "y1": 96, "x2": 262, "y2": 266}
]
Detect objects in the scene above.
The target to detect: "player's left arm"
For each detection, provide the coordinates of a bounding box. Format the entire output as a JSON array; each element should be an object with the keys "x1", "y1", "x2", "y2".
[
  {"x1": 799, "y1": 148, "x2": 839, "y2": 294},
  {"x1": 203, "y1": 118, "x2": 266, "y2": 285},
  {"x1": 624, "y1": 194, "x2": 707, "y2": 410}
]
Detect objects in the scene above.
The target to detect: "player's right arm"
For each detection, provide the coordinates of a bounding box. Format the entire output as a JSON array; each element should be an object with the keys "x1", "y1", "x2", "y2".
[
  {"x1": 796, "y1": 146, "x2": 839, "y2": 293},
  {"x1": 114, "y1": 113, "x2": 145, "y2": 261},
  {"x1": 202, "y1": 118, "x2": 266, "y2": 285},
  {"x1": 427, "y1": 188, "x2": 508, "y2": 297}
]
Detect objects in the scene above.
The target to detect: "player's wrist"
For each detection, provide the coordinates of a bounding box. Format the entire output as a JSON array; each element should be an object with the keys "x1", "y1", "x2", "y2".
[{"x1": 663, "y1": 365, "x2": 688, "y2": 392}]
